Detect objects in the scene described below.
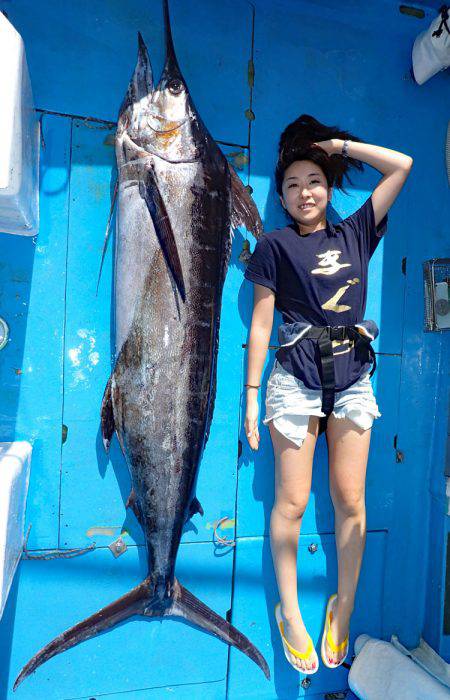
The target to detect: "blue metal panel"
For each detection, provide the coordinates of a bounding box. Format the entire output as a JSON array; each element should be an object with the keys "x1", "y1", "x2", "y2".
[
  {"x1": 382, "y1": 142, "x2": 450, "y2": 651},
  {"x1": 3, "y1": 0, "x2": 253, "y2": 145},
  {"x1": 69, "y1": 680, "x2": 227, "y2": 699},
  {"x1": 59, "y1": 118, "x2": 124, "y2": 547},
  {"x1": 439, "y1": 519, "x2": 450, "y2": 660},
  {"x1": 0, "y1": 542, "x2": 232, "y2": 698},
  {"x1": 0, "y1": 114, "x2": 71, "y2": 549},
  {"x1": 0, "y1": 0, "x2": 449, "y2": 696},
  {"x1": 227, "y1": 533, "x2": 386, "y2": 698},
  {"x1": 423, "y1": 491, "x2": 446, "y2": 653},
  {"x1": 427, "y1": 332, "x2": 450, "y2": 658},
  {"x1": 59, "y1": 120, "x2": 240, "y2": 550}
]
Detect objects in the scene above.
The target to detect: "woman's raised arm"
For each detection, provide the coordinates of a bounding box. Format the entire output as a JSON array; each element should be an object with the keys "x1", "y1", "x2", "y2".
[{"x1": 314, "y1": 138, "x2": 413, "y2": 227}]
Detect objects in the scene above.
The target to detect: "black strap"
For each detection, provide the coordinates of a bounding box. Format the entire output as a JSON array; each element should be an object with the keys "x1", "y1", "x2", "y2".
[
  {"x1": 278, "y1": 325, "x2": 376, "y2": 416},
  {"x1": 432, "y1": 6, "x2": 450, "y2": 38}
]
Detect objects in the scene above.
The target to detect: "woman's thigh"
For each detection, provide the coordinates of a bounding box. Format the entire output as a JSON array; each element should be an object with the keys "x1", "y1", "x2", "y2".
[
  {"x1": 325, "y1": 414, "x2": 371, "y2": 508},
  {"x1": 269, "y1": 416, "x2": 320, "y2": 510}
]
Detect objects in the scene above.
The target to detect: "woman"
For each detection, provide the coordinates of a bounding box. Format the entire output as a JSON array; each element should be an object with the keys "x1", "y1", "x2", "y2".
[{"x1": 243, "y1": 115, "x2": 412, "y2": 674}]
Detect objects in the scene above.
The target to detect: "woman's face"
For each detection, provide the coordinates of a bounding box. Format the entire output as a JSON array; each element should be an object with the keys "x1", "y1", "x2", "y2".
[{"x1": 280, "y1": 160, "x2": 332, "y2": 232}]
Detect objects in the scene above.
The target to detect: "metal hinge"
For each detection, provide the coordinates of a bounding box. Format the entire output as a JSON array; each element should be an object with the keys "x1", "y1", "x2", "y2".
[
  {"x1": 394, "y1": 434, "x2": 404, "y2": 462},
  {"x1": 247, "y1": 59, "x2": 255, "y2": 89}
]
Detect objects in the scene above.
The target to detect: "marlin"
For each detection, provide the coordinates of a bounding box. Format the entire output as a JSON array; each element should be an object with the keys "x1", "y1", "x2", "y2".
[{"x1": 14, "y1": 0, "x2": 267, "y2": 689}]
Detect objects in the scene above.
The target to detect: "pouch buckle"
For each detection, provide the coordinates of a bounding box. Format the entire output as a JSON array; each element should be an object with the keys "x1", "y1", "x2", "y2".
[{"x1": 329, "y1": 325, "x2": 347, "y2": 342}]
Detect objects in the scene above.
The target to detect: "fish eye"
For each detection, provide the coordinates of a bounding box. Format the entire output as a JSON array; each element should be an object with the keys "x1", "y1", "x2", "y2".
[{"x1": 168, "y1": 79, "x2": 183, "y2": 95}]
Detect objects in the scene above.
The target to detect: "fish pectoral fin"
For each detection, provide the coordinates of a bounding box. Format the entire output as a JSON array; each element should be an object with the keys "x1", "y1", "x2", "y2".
[
  {"x1": 187, "y1": 496, "x2": 204, "y2": 521},
  {"x1": 96, "y1": 178, "x2": 118, "y2": 296},
  {"x1": 227, "y1": 162, "x2": 263, "y2": 239},
  {"x1": 126, "y1": 488, "x2": 142, "y2": 522},
  {"x1": 166, "y1": 577, "x2": 270, "y2": 680},
  {"x1": 138, "y1": 168, "x2": 186, "y2": 301},
  {"x1": 101, "y1": 376, "x2": 115, "y2": 452}
]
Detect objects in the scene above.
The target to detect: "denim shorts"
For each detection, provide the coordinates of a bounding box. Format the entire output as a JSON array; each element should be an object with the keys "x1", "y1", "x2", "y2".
[{"x1": 263, "y1": 360, "x2": 381, "y2": 448}]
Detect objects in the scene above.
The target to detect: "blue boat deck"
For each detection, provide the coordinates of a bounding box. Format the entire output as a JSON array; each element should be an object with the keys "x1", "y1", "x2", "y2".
[{"x1": 0, "y1": 1, "x2": 449, "y2": 698}]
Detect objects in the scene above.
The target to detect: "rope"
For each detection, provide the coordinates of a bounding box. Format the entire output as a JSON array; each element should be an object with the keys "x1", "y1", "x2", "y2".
[
  {"x1": 212, "y1": 517, "x2": 236, "y2": 547},
  {"x1": 22, "y1": 524, "x2": 96, "y2": 561}
]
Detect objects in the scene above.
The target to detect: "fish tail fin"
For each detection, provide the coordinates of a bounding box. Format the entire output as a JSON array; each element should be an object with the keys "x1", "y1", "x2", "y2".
[
  {"x1": 13, "y1": 579, "x2": 151, "y2": 690},
  {"x1": 163, "y1": 577, "x2": 270, "y2": 679},
  {"x1": 14, "y1": 576, "x2": 270, "y2": 689}
]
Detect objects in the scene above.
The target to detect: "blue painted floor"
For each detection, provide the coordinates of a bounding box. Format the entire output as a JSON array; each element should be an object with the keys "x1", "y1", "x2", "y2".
[{"x1": 0, "y1": 0, "x2": 449, "y2": 698}]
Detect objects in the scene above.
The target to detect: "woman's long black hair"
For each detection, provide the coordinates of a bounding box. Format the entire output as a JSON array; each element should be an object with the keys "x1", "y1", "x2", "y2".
[{"x1": 275, "y1": 114, "x2": 365, "y2": 196}]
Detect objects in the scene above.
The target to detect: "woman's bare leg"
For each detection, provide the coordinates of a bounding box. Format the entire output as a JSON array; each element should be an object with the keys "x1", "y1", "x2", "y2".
[
  {"x1": 325, "y1": 414, "x2": 371, "y2": 665},
  {"x1": 269, "y1": 416, "x2": 319, "y2": 671}
]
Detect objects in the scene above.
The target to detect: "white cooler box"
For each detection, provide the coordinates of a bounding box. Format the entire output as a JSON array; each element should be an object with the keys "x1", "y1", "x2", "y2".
[
  {"x1": 0, "y1": 13, "x2": 39, "y2": 236},
  {"x1": 0, "y1": 441, "x2": 32, "y2": 619}
]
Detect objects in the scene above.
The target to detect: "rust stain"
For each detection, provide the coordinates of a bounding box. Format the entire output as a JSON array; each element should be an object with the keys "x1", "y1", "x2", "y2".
[
  {"x1": 152, "y1": 118, "x2": 181, "y2": 148},
  {"x1": 86, "y1": 526, "x2": 119, "y2": 538},
  {"x1": 88, "y1": 181, "x2": 107, "y2": 202},
  {"x1": 103, "y1": 133, "x2": 116, "y2": 147},
  {"x1": 206, "y1": 517, "x2": 235, "y2": 531},
  {"x1": 86, "y1": 526, "x2": 130, "y2": 538}
]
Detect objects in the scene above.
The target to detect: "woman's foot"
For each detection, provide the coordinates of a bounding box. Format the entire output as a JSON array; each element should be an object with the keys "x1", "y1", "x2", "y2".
[
  {"x1": 325, "y1": 597, "x2": 350, "y2": 665},
  {"x1": 280, "y1": 608, "x2": 317, "y2": 672}
]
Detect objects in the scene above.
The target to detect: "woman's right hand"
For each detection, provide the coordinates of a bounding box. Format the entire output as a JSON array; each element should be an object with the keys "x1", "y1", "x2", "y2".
[{"x1": 245, "y1": 395, "x2": 260, "y2": 451}]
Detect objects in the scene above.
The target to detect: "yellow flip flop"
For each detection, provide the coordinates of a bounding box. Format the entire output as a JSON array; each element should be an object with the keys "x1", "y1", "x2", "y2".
[
  {"x1": 320, "y1": 593, "x2": 349, "y2": 668},
  {"x1": 275, "y1": 602, "x2": 319, "y2": 674}
]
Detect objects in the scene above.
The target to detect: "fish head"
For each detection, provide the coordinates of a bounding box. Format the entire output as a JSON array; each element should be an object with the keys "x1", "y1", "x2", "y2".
[
  {"x1": 147, "y1": 67, "x2": 199, "y2": 163},
  {"x1": 118, "y1": 1, "x2": 203, "y2": 163}
]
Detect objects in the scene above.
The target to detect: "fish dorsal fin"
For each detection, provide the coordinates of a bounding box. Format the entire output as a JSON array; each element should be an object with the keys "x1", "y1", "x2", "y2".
[
  {"x1": 227, "y1": 163, "x2": 263, "y2": 239},
  {"x1": 118, "y1": 32, "x2": 153, "y2": 122}
]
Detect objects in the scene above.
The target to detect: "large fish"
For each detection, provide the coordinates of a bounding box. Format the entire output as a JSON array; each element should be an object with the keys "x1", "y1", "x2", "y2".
[{"x1": 14, "y1": 0, "x2": 267, "y2": 689}]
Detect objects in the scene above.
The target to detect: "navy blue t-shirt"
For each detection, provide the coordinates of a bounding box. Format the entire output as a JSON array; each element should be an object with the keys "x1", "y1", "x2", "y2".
[{"x1": 244, "y1": 196, "x2": 388, "y2": 391}]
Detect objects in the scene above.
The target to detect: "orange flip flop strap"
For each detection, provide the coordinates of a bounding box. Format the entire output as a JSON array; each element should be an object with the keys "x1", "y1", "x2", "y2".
[{"x1": 279, "y1": 621, "x2": 314, "y2": 660}]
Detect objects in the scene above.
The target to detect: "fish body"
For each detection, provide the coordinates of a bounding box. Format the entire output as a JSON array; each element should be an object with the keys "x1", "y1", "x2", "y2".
[
  {"x1": 15, "y1": 0, "x2": 266, "y2": 689},
  {"x1": 112, "y1": 116, "x2": 231, "y2": 600}
]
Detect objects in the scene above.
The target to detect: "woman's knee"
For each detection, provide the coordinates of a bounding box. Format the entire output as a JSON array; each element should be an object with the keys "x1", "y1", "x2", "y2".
[
  {"x1": 331, "y1": 488, "x2": 365, "y2": 516},
  {"x1": 272, "y1": 496, "x2": 309, "y2": 521}
]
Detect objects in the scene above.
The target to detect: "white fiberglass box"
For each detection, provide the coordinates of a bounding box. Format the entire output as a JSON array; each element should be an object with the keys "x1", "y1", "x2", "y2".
[
  {"x1": 0, "y1": 13, "x2": 39, "y2": 236},
  {"x1": 0, "y1": 441, "x2": 32, "y2": 620}
]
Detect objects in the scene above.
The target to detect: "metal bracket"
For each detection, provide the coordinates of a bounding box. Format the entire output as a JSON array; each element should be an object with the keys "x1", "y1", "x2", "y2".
[{"x1": 108, "y1": 535, "x2": 127, "y2": 558}]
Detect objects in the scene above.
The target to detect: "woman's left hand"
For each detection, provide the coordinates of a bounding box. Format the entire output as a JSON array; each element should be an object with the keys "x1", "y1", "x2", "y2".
[{"x1": 312, "y1": 139, "x2": 342, "y2": 156}]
